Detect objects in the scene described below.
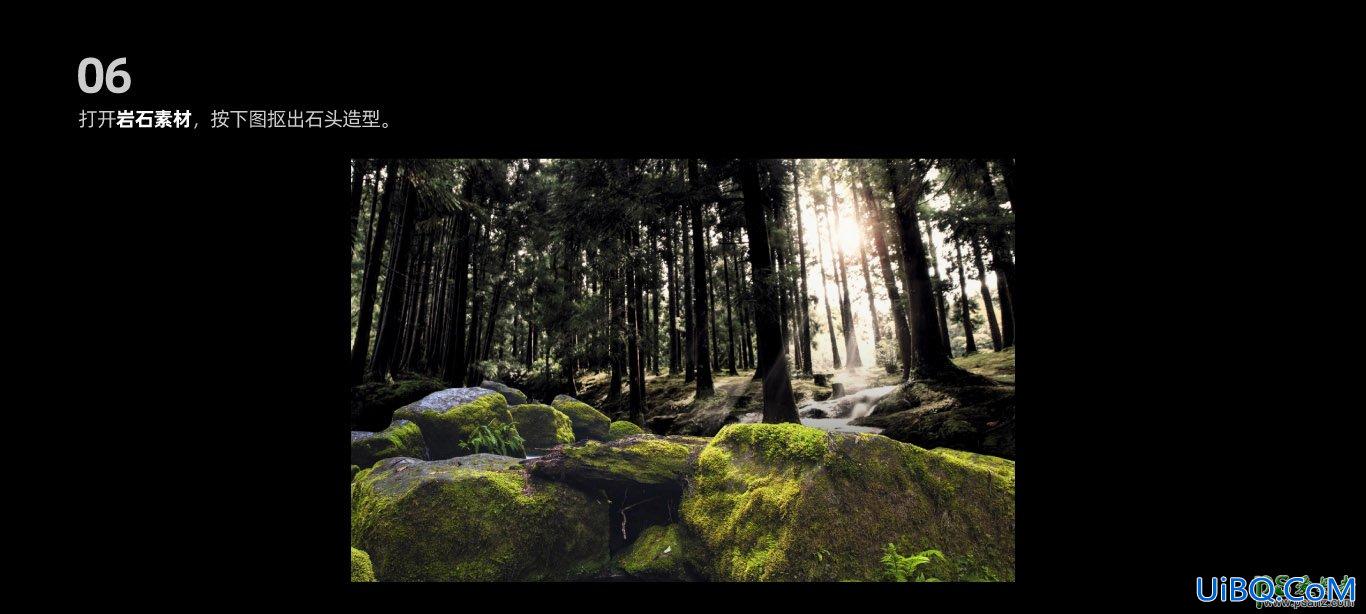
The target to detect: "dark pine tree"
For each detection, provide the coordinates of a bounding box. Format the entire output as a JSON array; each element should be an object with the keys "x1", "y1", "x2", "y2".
[{"x1": 739, "y1": 160, "x2": 799, "y2": 423}]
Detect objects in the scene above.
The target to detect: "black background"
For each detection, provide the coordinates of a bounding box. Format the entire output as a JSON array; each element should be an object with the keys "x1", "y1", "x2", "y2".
[{"x1": 35, "y1": 43, "x2": 1358, "y2": 607}]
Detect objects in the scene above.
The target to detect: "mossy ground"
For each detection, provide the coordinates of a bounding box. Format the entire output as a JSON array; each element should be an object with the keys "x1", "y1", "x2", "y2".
[
  {"x1": 614, "y1": 523, "x2": 703, "y2": 580},
  {"x1": 852, "y1": 350, "x2": 1016, "y2": 458},
  {"x1": 952, "y1": 348, "x2": 1015, "y2": 384},
  {"x1": 681, "y1": 423, "x2": 1014, "y2": 582},
  {"x1": 351, "y1": 458, "x2": 609, "y2": 581}
]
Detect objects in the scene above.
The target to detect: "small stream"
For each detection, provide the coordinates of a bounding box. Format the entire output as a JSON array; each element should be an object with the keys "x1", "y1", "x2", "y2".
[{"x1": 739, "y1": 383, "x2": 898, "y2": 435}]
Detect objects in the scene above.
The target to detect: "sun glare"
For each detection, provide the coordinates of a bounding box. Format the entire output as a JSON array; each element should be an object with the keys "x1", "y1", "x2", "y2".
[{"x1": 837, "y1": 219, "x2": 862, "y2": 253}]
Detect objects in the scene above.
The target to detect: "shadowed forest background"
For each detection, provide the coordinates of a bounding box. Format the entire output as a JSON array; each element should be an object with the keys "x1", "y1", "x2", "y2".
[{"x1": 348, "y1": 159, "x2": 1015, "y2": 439}]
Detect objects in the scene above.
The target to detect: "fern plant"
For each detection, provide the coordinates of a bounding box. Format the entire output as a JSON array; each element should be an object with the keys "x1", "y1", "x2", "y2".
[
  {"x1": 881, "y1": 544, "x2": 945, "y2": 582},
  {"x1": 459, "y1": 421, "x2": 526, "y2": 457}
]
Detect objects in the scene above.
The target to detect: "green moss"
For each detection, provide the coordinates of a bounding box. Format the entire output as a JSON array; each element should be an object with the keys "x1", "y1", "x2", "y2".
[
  {"x1": 351, "y1": 547, "x2": 376, "y2": 582},
  {"x1": 509, "y1": 404, "x2": 575, "y2": 450},
  {"x1": 351, "y1": 457, "x2": 609, "y2": 581},
  {"x1": 932, "y1": 448, "x2": 1015, "y2": 491},
  {"x1": 479, "y1": 380, "x2": 528, "y2": 406},
  {"x1": 712, "y1": 423, "x2": 832, "y2": 465},
  {"x1": 393, "y1": 391, "x2": 513, "y2": 459},
  {"x1": 558, "y1": 438, "x2": 693, "y2": 485},
  {"x1": 952, "y1": 347, "x2": 1015, "y2": 383},
  {"x1": 351, "y1": 465, "x2": 361, "y2": 480},
  {"x1": 615, "y1": 523, "x2": 702, "y2": 580},
  {"x1": 681, "y1": 428, "x2": 1015, "y2": 582},
  {"x1": 351, "y1": 419, "x2": 428, "y2": 468},
  {"x1": 606, "y1": 420, "x2": 646, "y2": 441},
  {"x1": 552, "y1": 395, "x2": 611, "y2": 441}
]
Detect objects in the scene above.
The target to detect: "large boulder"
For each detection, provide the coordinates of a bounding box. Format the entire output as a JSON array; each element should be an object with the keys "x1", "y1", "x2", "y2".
[
  {"x1": 351, "y1": 456, "x2": 610, "y2": 581},
  {"x1": 525, "y1": 435, "x2": 706, "y2": 496},
  {"x1": 613, "y1": 523, "x2": 705, "y2": 581},
  {"x1": 680, "y1": 423, "x2": 1015, "y2": 582},
  {"x1": 527, "y1": 434, "x2": 709, "y2": 550},
  {"x1": 479, "y1": 380, "x2": 528, "y2": 406},
  {"x1": 351, "y1": 377, "x2": 448, "y2": 431},
  {"x1": 509, "y1": 403, "x2": 575, "y2": 451},
  {"x1": 853, "y1": 374, "x2": 1015, "y2": 459},
  {"x1": 351, "y1": 547, "x2": 376, "y2": 582},
  {"x1": 351, "y1": 419, "x2": 429, "y2": 468},
  {"x1": 393, "y1": 388, "x2": 514, "y2": 459},
  {"x1": 605, "y1": 420, "x2": 646, "y2": 441},
  {"x1": 551, "y1": 395, "x2": 611, "y2": 441}
]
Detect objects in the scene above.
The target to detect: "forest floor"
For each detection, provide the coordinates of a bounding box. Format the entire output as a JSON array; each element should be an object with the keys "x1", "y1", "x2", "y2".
[{"x1": 578, "y1": 347, "x2": 1015, "y2": 426}]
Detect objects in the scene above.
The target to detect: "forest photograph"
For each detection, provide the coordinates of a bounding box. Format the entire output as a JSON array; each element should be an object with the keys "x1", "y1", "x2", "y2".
[{"x1": 347, "y1": 158, "x2": 1017, "y2": 583}]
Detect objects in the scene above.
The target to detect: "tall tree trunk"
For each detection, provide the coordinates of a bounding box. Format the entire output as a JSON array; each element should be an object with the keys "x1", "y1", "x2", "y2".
[
  {"x1": 885, "y1": 159, "x2": 956, "y2": 376},
  {"x1": 442, "y1": 178, "x2": 474, "y2": 384},
  {"x1": 687, "y1": 159, "x2": 714, "y2": 398},
  {"x1": 682, "y1": 203, "x2": 695, "y2": 383},
  {"x1": 953, "y1": 239, "x2": 978, "y2": 354},
  {"x1": 976, "y1": 159, "x2": 1016, "y2": 346},
  {"x1": 737, "y1": 256, "x2": 754, "y2": 371},
  {"x1": 739, "y1": 160, "x2": 799, "y2": 423},
  {"x1": 825, "y1": 162, "x2": 862, "y2": 368},
  {"x1": 922, "y1": 219, "x2": 954, "y2": 357},
  {"x1": 721, "y1": 230, "x2": 739, "y2": 375},
  {"x1": 666, "y1": 209, "x2": 680, "y2": 375},
  {"x1": 370, "y1": 177, "x2": 418, "y2": 381},
  {"x1": 997, "y1": 271, "x2": 1015, "y2": 348},
  {"x1": 627, "y1": 228, "x2": 646, "y2": 423},
  {"x1": 971, "y1": 235, "x2": 1003, "y2": 351},
  {"x1": 814, "y1": 195, "x2": 841, "y2": 370},
  {"x1": 481, "y1": 230, "x2": 515, "y2": 361},
  {"x1": 856, "y1": 164, "x2": 913, "y2": 380},
  {"x1": 401, "y1": 232, "x2": 432, "y2": 371},
  {"x1": 608, "y1": 266, "x2": 623, "y2": 403},
  {"x1": 651, "y1": 227, "x2": 661, "y2": 376},
  {"x1": 851, "y1": 184, "x2": 881, "y2": 348},
  {"x1": 350, "y1": 161, "x2": 396, "y2": 385},
  {"x1": 350, "y1": 160, "x2": 367, "y2": 246},
  {"x1": 792, "y1": 163, "x2": 814, "y2": 374},
  {"x1": 463, "y1": 223, "x2": 487, "y2": 385}
]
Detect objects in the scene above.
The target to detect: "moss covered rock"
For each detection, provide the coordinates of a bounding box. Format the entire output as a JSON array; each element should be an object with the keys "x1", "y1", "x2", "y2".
[
  {"x1": 552, "y1": 394, "x2": 611, "y2": 441},
  {"x1": 351, "y1": 376, "x2": 448, "y2": 431},
  {"x1": 392, "y1": 388, "x2": 514, "y2": 459},
  {"x1": 351, "y1": 419, "x2": 429, "y2": 468},
  {"x1": 680, "y1": 423, "x2": 1014, "y2": 582},
  {"x1": 932, "y1": 448, "x2": 1015, "y2": 487},
  {"x1": 509, "y1": 403, "x2": 575, "y2": 450},
  {"x1": 351, "y1": 456, "x2": 610, "y2": 581},
  {"x1": 526, "y1": 435, "x2": 704, "y2": 494},
  {"x1": 479, "y1": 380, "x2": 529, "y2": 406},
  {"x1": 528, "y1": 435, "x2": 709, "y2": 551},
  {"x1": 606, "y1": 420, "x2": 646, "y2": 441},
  {"x1": 614, "y1": 523, "x2": 704, "y2": 581},
  {"x1": 351, "y1": 547, "x2": 376, "y2": 582}
]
